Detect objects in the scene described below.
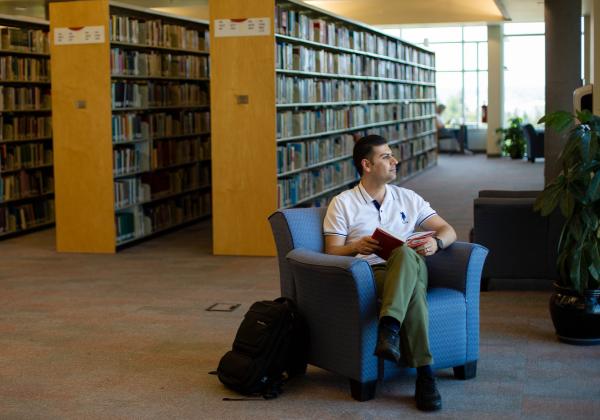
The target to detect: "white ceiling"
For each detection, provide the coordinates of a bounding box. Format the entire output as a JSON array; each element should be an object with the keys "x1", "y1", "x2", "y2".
[{"x1": 0, "y1": 0, "x2": 567, "y2": 24}]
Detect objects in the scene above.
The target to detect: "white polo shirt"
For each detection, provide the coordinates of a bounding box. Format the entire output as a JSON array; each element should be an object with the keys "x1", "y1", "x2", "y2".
[{"x1": 323, "y1": 182, "x2": 437, "y2": 265}]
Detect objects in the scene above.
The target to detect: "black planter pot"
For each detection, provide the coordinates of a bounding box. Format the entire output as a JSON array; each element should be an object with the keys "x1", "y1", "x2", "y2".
[
  {"x1": 509, "y1": 150, "x2": 523, "y2": 159},
  {"x1": 549, "y1": 283, "x2": 600, "y2": 345}
]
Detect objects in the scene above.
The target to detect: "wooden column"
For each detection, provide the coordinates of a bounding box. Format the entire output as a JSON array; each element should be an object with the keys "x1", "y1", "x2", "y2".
[
  {"x1": 50, "y1": 0, "x2": 115, "y2": 252},
  {"x1": 210, "y1": 0, "x2": 277, "y2": 256}
]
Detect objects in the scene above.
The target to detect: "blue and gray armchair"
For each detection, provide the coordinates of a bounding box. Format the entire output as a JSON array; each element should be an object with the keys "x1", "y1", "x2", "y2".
[{"x1": 269, "y1": 207, "x2": 488, "y2": 401}]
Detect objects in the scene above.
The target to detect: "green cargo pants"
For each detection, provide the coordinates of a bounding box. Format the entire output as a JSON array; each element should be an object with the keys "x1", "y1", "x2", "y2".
[{"x1": 372, "y1": 245, "x2": 433, "y2": 367}]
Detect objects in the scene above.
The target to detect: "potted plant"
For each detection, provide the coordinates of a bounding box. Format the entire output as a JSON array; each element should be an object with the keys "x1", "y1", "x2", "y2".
[
  {"x1": 496, "y1": 117, "x2": 527, "y2": 159},
  {"x1": 534, "y1": 110, "x2": 600, "y2": 345}
]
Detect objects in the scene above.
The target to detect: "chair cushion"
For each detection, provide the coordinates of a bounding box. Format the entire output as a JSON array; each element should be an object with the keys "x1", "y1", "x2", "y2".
[
  {"x1": 383, "y1": 287, "x2": 467, "y2": 379},
  {"x1": 427, "y1": 288, "x2": 467, "y2": 368}
]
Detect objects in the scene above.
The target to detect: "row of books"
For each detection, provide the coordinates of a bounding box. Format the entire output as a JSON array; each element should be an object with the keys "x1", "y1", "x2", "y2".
[
  {"x1": 0, "y1": 116, "x2": 51, "y2": 142},
  {"x1": 113, "y1": 143, "x2": 148, "y2": 177},
  {"x1": 115, "y1": 190, "x2": 210, "y2": 243},
  {"x1": 396, "y1": 150, "x2": 437, "y2": 179},
  {"x1": 112, "y1": 111, "x2": 210, "y2": 142},
  {"x1": 0, "y1": 198, "x2": 54, "y2": 234},
  {"x1": 115, "y1": 206, "x2": 149, "y2": 242},
  {"x1": 114, "y1": 142, "x2": 212, "y2": 177},
  {"x1": 274, "y1": 4, "x2": 434, "y2": 67},
  {"x1": 151, "y1": 137, "x2": 210, "y2": 168},
  {"x1": 276, "y1": 75, "x2": 436, "y2": 104},
  {"x1": 276, "y1": 103, "x2": 434, "y2": 138},
  {"x1": 411, "y1": 134, "x2": 437, "y2": 156},
  {"x1": 277, "y1": 133, "x2": 355, "y2": 174},
  {"x1": 276, "y1": 43, "x2": 435, "y2": 82},
  {"x1": 111, "y1": 81, "x2": 208, "y2": 109},
  {"x1": 110, "y1": 48, "x2": 209, "y2": 78},
  {"x1": 142, "y1": 164, "x2": 209, "y2": 198},
  {"x1": 402, "y1": 119, "x2": 435, "y2": 138},
  {"x1": 277, "y1": 159, "x2": 358, "y2": 208},
  {"x1": 0, "y1": 27, "x2": 48, "y2": 54},
  {"x1": 389, "y1": 133, "x2": 437, "y2": 162},
  {"x1": 276, "y1": 128, "x2": 436, "y2": 176},
  {"x1": 114, "y1": 177, "x2": 150, "y2": 209},
  {"x1": 1, "y1": 170, "x2": 53, "y2": 202},
  {"x1": 147, "y1": 191, "x2": 210, "y2": 231},
  {"x1": 0, "y1": 56, "x2": 50, "y2": 81},
  {"x1": 115, "y1": 164, "x2": 210, "y2": 209},
  {"x1": 0, "y1": 142, "x2": 52, "y2": 171},
  {"x1": 0, "y1": 86, "x2": 51, "y2": 111},
  {"x1": 109, "y1": 14, "x2": 209, "y2": 52}
]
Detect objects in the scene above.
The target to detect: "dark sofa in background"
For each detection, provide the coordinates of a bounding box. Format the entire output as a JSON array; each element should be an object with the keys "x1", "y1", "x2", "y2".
[
  {"x1": 473, "y1": 190, "x2": 562, "y2": 290},
  {"x1": 523, "y1": 124, "x2": 544, "y2": 162}
]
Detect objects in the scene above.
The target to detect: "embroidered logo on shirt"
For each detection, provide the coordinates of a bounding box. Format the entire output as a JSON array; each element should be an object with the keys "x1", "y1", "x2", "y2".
[{"x1": 400, "y1": 211, "x2": 408, "y2": 224}]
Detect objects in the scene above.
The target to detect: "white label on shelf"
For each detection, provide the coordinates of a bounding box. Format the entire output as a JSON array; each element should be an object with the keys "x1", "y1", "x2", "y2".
[
  {"x1": 54, "y1": 26, "x2": 105, "y2": 45},
  {"x1": 214, "y1": 18, "x2": 270, "y2": 37}
]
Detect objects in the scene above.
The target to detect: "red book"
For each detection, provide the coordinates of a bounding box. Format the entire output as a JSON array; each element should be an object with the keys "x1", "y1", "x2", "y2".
[{"x1": 372, "y1": 228, "x2": 436, "y2": 260}]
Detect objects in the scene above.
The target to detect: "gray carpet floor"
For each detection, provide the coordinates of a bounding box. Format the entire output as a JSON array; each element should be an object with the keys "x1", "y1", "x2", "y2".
[{"x1": 1, "y1": 154, "x2": 599, "y2": 419}]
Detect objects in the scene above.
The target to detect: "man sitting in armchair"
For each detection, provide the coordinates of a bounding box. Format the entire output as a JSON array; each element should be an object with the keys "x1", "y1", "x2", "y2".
[{"x1": 323, "y1": 134, "x2": 457, "y2": 411}]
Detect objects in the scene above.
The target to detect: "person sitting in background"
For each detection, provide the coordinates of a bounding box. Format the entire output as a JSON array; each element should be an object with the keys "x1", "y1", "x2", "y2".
[
  {"x1": 435, "y1": 104, "x2": 459, "y2": 140},
  {"x1": 435, "y1": 104, "x2": 468, "y2": 153}
]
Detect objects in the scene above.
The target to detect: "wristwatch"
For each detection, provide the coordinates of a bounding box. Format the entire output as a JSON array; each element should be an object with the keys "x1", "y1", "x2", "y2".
[{"x1": 434, "y1": 236, "x2": 444, "y2": 251}]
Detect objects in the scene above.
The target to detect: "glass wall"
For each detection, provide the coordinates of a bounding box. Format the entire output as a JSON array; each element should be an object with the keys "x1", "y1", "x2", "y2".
[
  {"x1": 381, "y1": 26, "x2": 488, "y2": 127},
  {"x1": 503, "y1": 23, "x2": 545, "y2": 126}
]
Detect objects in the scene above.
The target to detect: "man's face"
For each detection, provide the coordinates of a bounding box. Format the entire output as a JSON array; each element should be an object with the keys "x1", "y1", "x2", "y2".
[{"x1": 363, "y1": 144, "x2": 398, "y2": 183}]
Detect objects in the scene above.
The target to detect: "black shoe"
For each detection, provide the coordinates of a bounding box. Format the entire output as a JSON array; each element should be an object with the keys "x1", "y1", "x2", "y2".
[
  {"x1": 415, "y1": 375, "x2": 442, "y2": 411},
  {"x1": 373, "y1": 325, "x2": 400, "y2": 362}
]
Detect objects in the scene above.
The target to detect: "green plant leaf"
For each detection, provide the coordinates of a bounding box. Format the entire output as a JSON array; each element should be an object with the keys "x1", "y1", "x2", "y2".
[
  {"x1": 557, "y1": 134, "x2": 580, "y2": 167},
  {"x1": 588, "y1": 242, "x2": 600, "y2": 281},
  {"x1": 559, "y1": 191, "x2": 575, "y2": 218},
  {"x1": 576, "y1": 109, "x2": 593, "y2": 124},
  {"x1": 569, "y1": 248, "x2": 583, "y2": 294},
  {"x1": 588, "y1": 171, "x2": 600, "y2": 202},
  {"x1": 574, "y1": 125, "x2": 592, "y2": 164},
  {"x1": 581, "y1": 250, "x2": 590, "y2": 290},
  {"x1": 557, "y1": 251, "x2": 568, "y2": 282},
  {"x1": 581, "y1": 207, "x2": 599, "y2": 232},
  {"x1": 570, "y1": 217, "x2": 583, "y2": 241},
  {"x1": 590, "y1": 135, "x2": 599, "y2": 161},
  {"x1": 539, "y1": 111, "x2": 574, "y2": 132},
  {"x1": 534, "y1": 181, "x2": 563, "y2": 215}
]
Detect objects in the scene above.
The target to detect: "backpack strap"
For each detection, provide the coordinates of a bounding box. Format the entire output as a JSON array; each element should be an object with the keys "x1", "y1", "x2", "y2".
[{"x1": 222, "y1": 375, "x2": 286, "y2": 401}]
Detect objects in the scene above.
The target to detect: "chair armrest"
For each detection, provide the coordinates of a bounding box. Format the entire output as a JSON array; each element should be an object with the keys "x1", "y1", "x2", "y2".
[
  {"x1": 426, "y1": 242, "x2": 488, "y2": 363},
  {"x1": 285, "y1": 248, "x2": 379, "y2": 382},
  {"x1": 426, "y1": 242, "x2": 489, "y2": 294}
]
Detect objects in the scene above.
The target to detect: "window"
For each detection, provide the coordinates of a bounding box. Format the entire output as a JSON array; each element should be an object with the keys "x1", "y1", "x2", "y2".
[
  {"x1": 503, "y1": 23, "x2": 545, "y2": 126},
  {"x1": 381, "y1": 26, "x2": 488, "y2": 127}
]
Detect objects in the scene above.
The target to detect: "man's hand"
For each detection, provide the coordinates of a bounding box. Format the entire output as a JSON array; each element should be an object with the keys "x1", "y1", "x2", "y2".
[
  {"x1": 351, "y1": 236, "x2": 381, "y2": 255},
  {"x1": 411, "y1": 236, "x2": 437, "y2": 257}
]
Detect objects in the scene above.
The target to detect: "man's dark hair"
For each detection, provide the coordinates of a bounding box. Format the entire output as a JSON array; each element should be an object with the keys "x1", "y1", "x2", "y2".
[{"x1": 353, "y1": 134, "x2": 387, "y2": 176}]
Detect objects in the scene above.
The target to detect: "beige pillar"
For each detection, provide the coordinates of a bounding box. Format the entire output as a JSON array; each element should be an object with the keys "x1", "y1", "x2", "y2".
[{"x1": 486, "y1": 24, "x2": 503, "y2": 156}]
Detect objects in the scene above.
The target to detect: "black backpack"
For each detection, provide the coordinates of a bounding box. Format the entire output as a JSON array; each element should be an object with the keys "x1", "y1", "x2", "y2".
[{"x1": 217, "y1": 297, "x2": 309, "y2": 399}]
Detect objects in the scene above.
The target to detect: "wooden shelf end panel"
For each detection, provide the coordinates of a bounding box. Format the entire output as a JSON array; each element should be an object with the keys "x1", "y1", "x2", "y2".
[
  {"x1": 210, "y1": 0, "x2": 277, "y2": 256},
  {"x1": 50, "y1": 0, "x2": 116, "y2": 253}
]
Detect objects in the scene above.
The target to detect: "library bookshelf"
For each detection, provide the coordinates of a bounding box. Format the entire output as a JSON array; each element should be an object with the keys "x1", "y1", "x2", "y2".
[
  {"x1": 211, "y1": 0, "x2": 437, "y2": 256},
  {"x1": 0, "y1": 15, "x2": 54, "y2": 239},
  {"x1": 50, "y1": 0, "x2": 211, "y2": 253}
]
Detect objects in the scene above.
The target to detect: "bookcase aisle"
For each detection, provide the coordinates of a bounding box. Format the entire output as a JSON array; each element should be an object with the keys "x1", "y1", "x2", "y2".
[
  {"x1": 50, "y1": 0, "x2": 210, "y2": 252},
  {"x1": 211, "y1": 0, "x2": 436, "y2": 256},
  {"x1": 0, "y1": 15, "x2": 54, "y2": 239}
]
